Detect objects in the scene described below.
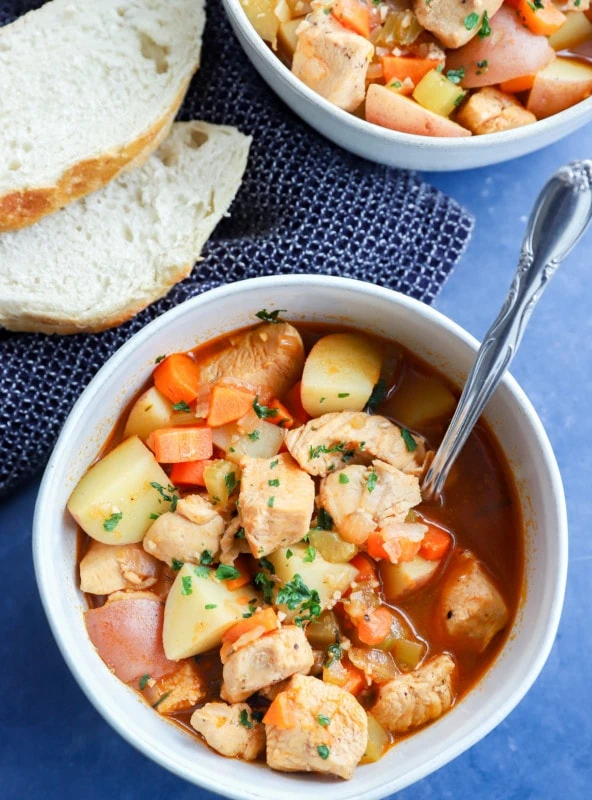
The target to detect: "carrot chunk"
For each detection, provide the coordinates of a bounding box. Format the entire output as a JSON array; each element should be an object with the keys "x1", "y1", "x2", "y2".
[
  {"x1": 223, "y1": 555, "x2": 252, "y2": 592},
  {"x1": 382, "y1": 56, "x2": 443, "y2": 88},
  {"x1": 515, "y1": 0, "x2": 566, "y2": 37},
  {"x1": 331, "y1": 0, "x2": 371, "y2": 38},
  {"x1": 419, "y1": 525, "x2": 452, "y2": 561},
  {"x1": 339, "y1": 660, "x2": 366, "y2": 695},
  {"x1": 264, "y1": 399, "x2": 295, "y2": 428},
  {"x1": 169, "y1": 459, "x2": 213, "y2": 486},
  {"x1": 207, "y1": 385, "x2": 256, "y2": 427},
  {"x1": 499, "y1": 74, "x2": 536, "y2": 93},
  {"x1": 148, "y1": 427, "x2": 213, "y2": 463},
  {"x1": 350, "y1": 552, "x2": 378, "y2": 582},
  {"x1": 154, "y1": 354, "x2": 201, "y2": 405},
  {"x1": 283, "y1": 381, "x2": 311, "y2": 426},
  {"x1": 366, "y1": 531, "x2": 389, "y2": 561},
  {"x1": 263, "y1": 692, "x2": 298, "y2": 729},
  {"x1": 357, "y1": 606, "x2": 393, "y2": 646},
  {"x1": 222, "y1": 607, "x2": 279, "y2": 644}
]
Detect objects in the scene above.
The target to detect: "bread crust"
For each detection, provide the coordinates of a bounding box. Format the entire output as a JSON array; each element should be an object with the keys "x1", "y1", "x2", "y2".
[{"x1": 0, "y1": 79, "x2": 191, "y2": 233}]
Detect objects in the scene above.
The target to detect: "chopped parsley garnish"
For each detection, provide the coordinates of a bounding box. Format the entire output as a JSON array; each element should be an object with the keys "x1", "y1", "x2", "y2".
[
  {"x1": 194, "y1": 565, "x2": 210, "y2": 578},
  {"x1": 338, "y1": 392, "x2": 350, "y2": 398},
  {"x1": 401, "y1": 427, "x2": 417, "y2": 452},
  {"x1": 317, "y1": 745, "x2": 330, "y2": 760},
  {"x1": 320, "y1": 397, "x2": 326, "y2": 403},
  {"x1": 152, "y1": 691, "x2": 171, "y2": 709},
  {"x1": 286, "y1": 549, "x2": 294, "y2": 559},
  {"x1": 268, "y1": 478, "x2": 280, "y2": 487},
  {"x1": 365, "y1": 378, "x2": 387, "y2": 412},
  {"x1": 390, "y1": 80, "x2": 402, "y2": 89},
  {"x1": 303, "y1": 545, "x2": 316, "y2": 563},
  {"x1": 446, "y1": 67, "x2": 465, "y2": 85},
  {"x1": 316, "y1": 508, "x2": 334, "y2": 531},
  {"x1": 259, "y1": 557, "x2": 276, "y2": 574},
  {"x1": 242, "y1": 610, "x2": 253, "y2": 619},
  {"x1": 268, "y1": 496, "x2": 275, "y2": 508},
  {"x1": 239, "y1": 709, "x2": 254, "y2": 728},
  {"x1": 200, "y1": 550, "x2": 213, "y2": 565},
  {"x1": 149, "y1": 512, "x2": 160, "y2": 520},
  {"x1": 172, "y1": 401, "x2": 191, "y2": 412},
  {"x1": 366, "y1": 468, "x2": 378, "y2": 493},
  {"x1": 339, "y1": 473, "x2": 349, "y2": 484},
  {"x1": 154, "y1": 354, "x2": 166, "y2": 363},
  {"x1": 308, "y1": 441, "x2": 355, "y2": 461},
  {"x1": 253, "y1": 396, "x2": 279, "y2": 419},
  {"x1": 235, "y1": 527, "x2": 246, "y2": 539},
  {"x1": 255, "y1": 308, "x2": 286, "y2": 324},
  {"x1": 325, "y1": 642, "x2": 342, "y2": 667},
  {"x1": 276, "y1": 574, "x2": 322, "y2": 626},
  {"x1": 454, "y1": 94, "x2": 465, "y2": 108},
  {"x1": 247, "y1": 429, "x2": 260, "y2": 441},
  {"x1": 205, "y1": 603, "x2": 217, "y2": 610},
  {"x1": 270, "y1": 459, "x2": 279, "y2": 469},
  {"x1": 464, "y1": 12, "x2": 479, "y2": 29},
  {"x1": 224, "y1": 471, "x2": 238, "y2": 494},
  {"x1": 139, "y1": 674, "x2": 150, "y2": 690},
  {"x1": 317, "y1": 714, "x2": 331, "y2": 727},
  {"x1": 254, "y1": 571, "x2": 275, "y2": 604},
  {"x1": 216, "y1": 564, "x2": 241, "y2": 581},
  {"x1": 171, "y1": 558, "x2": 184, "y2": 571},
  {"x1": 251, "y1": 711, "x2": 264, "y2": 723},
  {"x1": 103, "y1": 512, "x2": 122, "y2": 532},
  {"x1": 150, "y1": 481, "x2": 179, "y2": 512},
  {"x1": 181, "y1": 576, "x2": 192, "y2": 595},
  {"x1": 476, "y1": 59, "x2": 489, "y2": 76},
  {"x1": 478, "y1": 10, "x2": 491, "y2": 38}
]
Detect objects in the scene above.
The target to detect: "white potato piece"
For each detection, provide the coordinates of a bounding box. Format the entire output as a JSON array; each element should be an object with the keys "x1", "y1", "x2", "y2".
[
  {"x1": 211, "y1": 414, "x2": 285, "y2": 465},
  {"x1": 548, "y1": 12, "x2": 592, "y2": 51},
  {"x1": 163, "y1": 563, "x2": 259, "y2": 659},
  {"x1": 123, "y1": 386, "x2": 197, "y2": 441},
  {"x1": 241, "y1": 0, "x2": 278, "y2": 44},
  {"x1": 380, "y1": 556, "x2": 441, "y2": 601},
  {"x1": 68, "y1": 436, "x2": 176, "y2": 545},
  {"x1": 527, "y1": 57, "x2": 592, "y2": 119},
  {"x1": 269, "y1": 543, "x2": 358, "y2": 619},
  {"x1": 301, "y1": 333, "x2": 383, "y2": 418},
  {"x1": 278, "y1": 17, "x2": 302, "y2": 55}
]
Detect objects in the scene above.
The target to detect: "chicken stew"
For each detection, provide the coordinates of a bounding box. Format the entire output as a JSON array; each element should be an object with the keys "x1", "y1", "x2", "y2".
[
  {"x1": 68, "y1": 313, "x2": 523, "y2": 780},
  {"x1": 240, "y1": 0, "x2": 592, "y2": 138}
]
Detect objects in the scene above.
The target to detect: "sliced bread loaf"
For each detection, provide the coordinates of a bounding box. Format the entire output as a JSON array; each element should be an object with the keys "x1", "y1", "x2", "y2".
[
  {"x1": 0, "y1": 122, "x2": 251, "y2": 334},
  {"x1": 0, "y1": 0, "x2": 205, "y2": 232}
]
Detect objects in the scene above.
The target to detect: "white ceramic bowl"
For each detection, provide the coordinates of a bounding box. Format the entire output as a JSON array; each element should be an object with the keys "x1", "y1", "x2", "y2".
[
  {"x1": 222, "y1": 0, "x2": 592, "y2": 171},
  {"x1": 33, "y1": 275, "x2": 567, "y2": 799}
]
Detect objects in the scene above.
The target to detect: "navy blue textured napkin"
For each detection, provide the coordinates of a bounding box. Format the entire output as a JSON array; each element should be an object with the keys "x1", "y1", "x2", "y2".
[{"x1": 0, "y1": 0, "x2": 473, "y2": 497}]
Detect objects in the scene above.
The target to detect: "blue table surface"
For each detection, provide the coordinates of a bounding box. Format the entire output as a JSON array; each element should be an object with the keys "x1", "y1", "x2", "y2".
[{"x1": 2, "y1": 128, "x2": 591, "y2": 799}]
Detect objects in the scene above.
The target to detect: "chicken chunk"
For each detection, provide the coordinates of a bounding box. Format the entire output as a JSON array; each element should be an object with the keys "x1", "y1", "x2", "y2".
[
  {"x1": 415, "y1": 0, "x2": 504, "y2": 49},
  {"x1": 438, "y1": 550, "x2": 509, "y2": 651},
  {"x1": 221, "y1": 626, "x2": 314, "y2": 703},
  {"x1": 191, "y1": 702, "x2": 265, "y2": 761},
  {"x1": 80, "y1": 541, "x2": 160, "y2": 595},
  {"x1": 319, "y1": 460, "x2": 423, "y2": 545},
  {"x1": 285, "y1": 411, "x2": 428, "y2": 478},
  {"x1": 219, "y1": 516, "x2": 250, "y2": 565},
  {"x1": 239, "y1": 453, "x2": 315, "y2": 557},
  {"x1": 456, "y1": 87, "x2": 537, "y2": 135},
  {"x1": 144, "y1": 660, "x2": 206, "y2": 714},
  {"x1": 143, "y1": 495, "x2": 224, "y2": 567},
  {"x1": 265, "y1": 674, "x2": 368, "y2": 780},
  {"x1": 372, "y1": 654, "x2": 456, "y2": 734},
  {"x1": 292, "y1": 10, "x2": 373, "y2": 112},
  {"x1": 198, "y1": 322, "x2": 305, "y2": 400}
]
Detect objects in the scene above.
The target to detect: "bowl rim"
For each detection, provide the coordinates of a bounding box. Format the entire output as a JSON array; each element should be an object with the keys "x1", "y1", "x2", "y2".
[
  {"x1": 32, "y1": 275, "x2": 568, "y2": 799},
  {"x1": 222, "y1": 0, "x2": 592, "y2": 152}
]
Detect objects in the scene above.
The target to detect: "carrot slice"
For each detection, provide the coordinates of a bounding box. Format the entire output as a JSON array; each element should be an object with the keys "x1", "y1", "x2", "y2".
[
  {"x1": 222, "y1": 607, "x2": 278, "y2": 644},
  {"x1": 350, "y1": 552, "x2": 378, "y2": 582},
  {"x1": 499, "y1": 74, "x2": 536, "y2": 93},
  {"x1": 154, "y1": 354, "x2": 201, "y2": 405},
  {"x1": 283, "y1": 381, "x2": 310, "y2": 426},
  {"x1": 264, "y1": 399, "x2": 295, "y2": 429},
  {"x1": 331, "y1": 0, "x2": 371, "y2": 38},
  {"x1": 340, "y1": 660, "x2": 366, "y2": 695},
  {"x1": 366, "y1": 531, "x2": 389, "y2": 561},
  {"x1": 207, "y1": 385, "x2": 256, "y2": 427},
  {"x1": 382, "y1": 56, "x2": 443, "y2": 88},
  {"x1": 263, "y1": 692, "x2": 298, "y2": 729},
  {"x1": 419, "y1": 525, "x2": 452, "y2": 561},
  {"x1": 148, "y1": 427, "x2": 213, "y2": 463},
  {"x1": 223, "y1": 555, "x2": 252, "y2": 592},
  {"x1": 169, "y1": 459, "x2": 213, "y2": 486},
  {"x1": 357, "y1": 606, "x2": 393, "y2": 646},
  {"x1": 515, "y1": 0, "x2": 566, "y2": 37}
]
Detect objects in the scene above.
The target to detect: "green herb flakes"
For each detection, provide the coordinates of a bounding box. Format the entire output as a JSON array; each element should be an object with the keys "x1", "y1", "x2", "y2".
[
  {"x1": 200, "y1": 550, "x2": 213, "y2": 565},
  {"x1": 338, "y1": 392, "x2": 350, "y2": 398},
  {"x1": 154, "y1": 354, "x2": 166, "y2": 364},
  {"x1": 172, "y1": 401, "x2": 191, "y2": 412},
  {"x1": 194, "y1": 565, "x2": 210, "y2": 578},
  {"x1": 171, "y1": 558, "x2": 184, "y2": 571},
  {"x1": 150, "y1": 481, "x2": 179, "y2": 512},
  {"x1": 216, "y1": 564, "x2": 241, "y2": 581},
  {"x1": 225, "y1": 471, "x2": 238, "y2": 494},
  {"x1": 303, "y1": 545, "x2": 316, "y2": 563},
  {"x1": 317, "y1": 714, "x2": 331, "y2": 727},
  {"x1": 255, "y1": 308, "x2": 286, "y2": 324},
  {"x1": 365, "y1": 378, "x2": 387, "y2": 412},
  {"x1": 464, "y1": 12, "x2": 479, "y2": 29},
  {"x1": 139, "y1": 674, "x2": 150, "y2": 691},
  {"x1": 152, "y1": 691, "x2": 171, "y2": 709},
  {"x1": 325, "y1": 642, "x2": 342, "y2": 667},
  {"x1": 181, "y1": 576, "x2": 192, "y2": 596},
  {"x1": 401, "y1": 427, "x2": 417, "y2": 452},
  {"x1": 446, "y1": 67, "x2": 465, "y2": 85},
  {"x1": 268, "y1": 478, "x2": 280, "y2": 487},
  {"x1": 286, "y1": 549, "x2": 294, "y2": 559},
  {"x1": 103, "y1": 512, "x2": 122, "y2": 532},
  {"x1": 235, "y1": 527, "x2": 246, "y2": 539},
  {"x1": 366, "y1": 468, "x2": 378, "y2": 493},
  {"x1": 254, "y1": 572, "x2": 275, "y2": 604},
  {"x1": 317, "y1": 508, "x2": 334, "y2": 531},
  {"x1": 270, "y1": 459, "x2": 279, "y2": 469},
  {"x1": 253, "y1": 396, "x2": 279, "y2": 419},
  {"x1": 268, "y1": 496, "x2": 275, "y2": 508},
  {"x1": 247, "y1": 429, "x2": 261, "y2": 441},
  {"x1": 317, "y1": 745, "x2": 330, "y2": 760},
  {"x1": 259, "y1": 557, "x2": 276, "y2": 574},
  {"x1": 479, "y1": 10, "x2": 491, "y2": 38},
  {"x1": 239, "y1": 709, "x2": 254, "y2": 728},
  {"x1": 205, "y1": 603, "x2": 217, "y2": 610},
  {"x1": 149, "y1": 512, "x2": 160, "y2": 521},
  {"x1": 339, "y1": 473, "x2": 349, "y2": 484}
]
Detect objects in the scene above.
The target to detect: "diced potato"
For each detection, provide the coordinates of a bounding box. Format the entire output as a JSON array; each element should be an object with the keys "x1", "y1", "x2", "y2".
[
  {"x1": 240, "y1": 0, "x2": 279, "y2": 45},
  {"x1": 68, "y1": 436, "x2": 176, "y2": 545},
  {"x1": 123, "y1": 387, "x2": 197, "y2": 442},
  {"x1": 385, "y1": 373, "x2": 456, "y2": 428},
  {"x1": 548, "y1": 11, "x2": 592, "y2": 51},
  {"x1": 211, "y1": 413, "x2": 284, "y2": 465},
  {"x1": 163, "y1": 564, "x2": 259, "y2": 659},
  {"x1": 393, "y1": 638, "x2": 426, "y2": 671},
  {"x1": 309, "y1": 529, "x2": 358, "y2": 563},
  {"x1": 286, "y1": 0, "x2": 311, "y2": 15},
  {"x1": 305, "y1": 610, "x2": 340, "y2": 648},
  {"x1": 269, "y1": 543, "x2": 358, "y2": 618},
  {"x1": 203, "y1": 460, "x2": 241, "y2": 506},
  {"x1": 413, "y1": 69, "x2": 465, "y2": 117},
  {"x1": 278, "y1": 17, "x2": 302, "y2": 55},
  {"x1": 300, "y1": 333, "x2": 382, "y2": 418},
  {"x1": 527, "y1": 56, "x2": 592, "y2": 119},
  {"x1": 380, "y1": 556, "x2": 441, "y2": 601},
  {"x1": 361, "y1": 713, "x2": 391, "y2": 763}
]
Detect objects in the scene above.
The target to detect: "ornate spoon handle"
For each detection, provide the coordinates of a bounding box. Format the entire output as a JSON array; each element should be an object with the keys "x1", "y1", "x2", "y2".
[{"x1": 422, "y1": 161, "x2": 592, "y2": 502}]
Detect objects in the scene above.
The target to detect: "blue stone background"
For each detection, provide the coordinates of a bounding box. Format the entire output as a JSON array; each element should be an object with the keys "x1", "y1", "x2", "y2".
[{"x1": 1, "y1": 128, "x2": 590, "y2": 799}]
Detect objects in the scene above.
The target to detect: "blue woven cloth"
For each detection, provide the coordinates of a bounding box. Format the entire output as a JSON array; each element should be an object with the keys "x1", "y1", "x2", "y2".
[{"x1": 0, "y1": 0, "x2": 473, "y2": 497}]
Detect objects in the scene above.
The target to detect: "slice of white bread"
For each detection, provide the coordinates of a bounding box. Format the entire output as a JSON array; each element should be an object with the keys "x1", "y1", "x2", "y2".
[
  {"x1": 0, "y1": 122, "x2": 251, "y2": 334},
  {"x1": 0, "y1": 0, "x2": 206, "y2": 232}
]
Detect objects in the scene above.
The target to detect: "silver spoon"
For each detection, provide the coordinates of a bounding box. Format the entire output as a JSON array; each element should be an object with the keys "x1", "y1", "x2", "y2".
[{"x1": 422, "y1": 160, "x2": 592, "y2": 503}]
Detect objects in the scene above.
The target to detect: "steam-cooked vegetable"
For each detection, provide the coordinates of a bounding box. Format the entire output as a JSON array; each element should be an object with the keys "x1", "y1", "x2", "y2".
[
  {"x1": 300, "y1": 333, "x2": 382, "y2": 417},
  {"x1": 305, "y1": 610, "x2": 340, "y2": 648},
  {"x1": 385, "y1": 374, "x2": 456, "y2": 428},
  {"x1": 68, "y1": 436, "x2": 176, "y2": 545},
  {"x1": 308, "y1": 529, "x2": 358, "y2": 563},
  {"x1": 123, "y1": 386, "x2": 196, "y2": 441},
  {"x1": 241, "y1": 0, "x2": 279, "y2": 44},
  {"x1": 163, "y1": 564, "x2": 259, "y2": 659},
  {"x1": 413, "y1": 69, "x2": 466, "y2": 117},
  {"x1": 211, "y1": 412, "x2": 285, "y2": 464},
  {"x1": 380, "y1": 556, "x2": 441, "y2": 601},
  {"x1": 203, "y1": 460, "x2": 241, "y2": 506},
  {"x1": 361, "y1": 713, "x2": 391, "y2": 763}
]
